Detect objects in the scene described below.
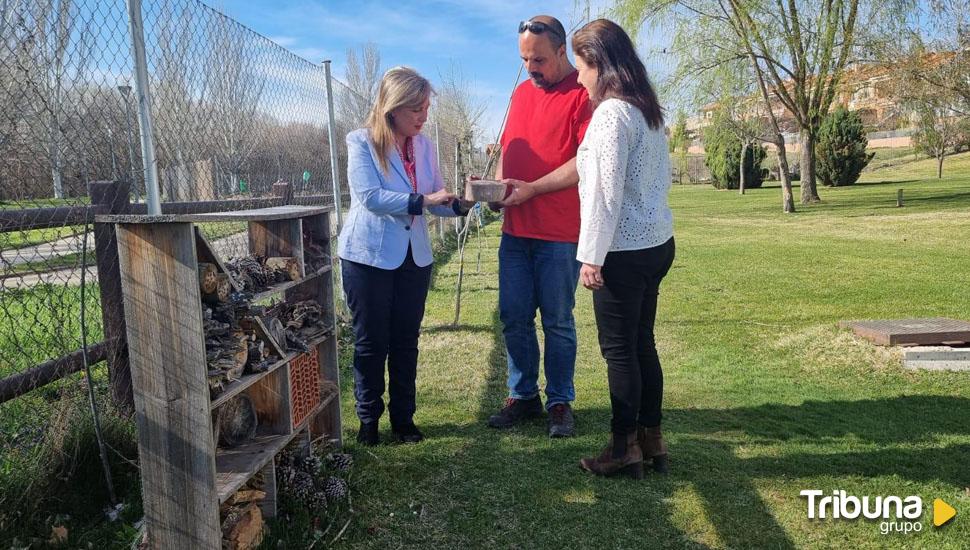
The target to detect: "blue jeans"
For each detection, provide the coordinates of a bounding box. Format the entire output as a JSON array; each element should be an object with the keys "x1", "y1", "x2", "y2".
[{"x1": 498, "y1": 233, "x2": 581, "y2": 408}]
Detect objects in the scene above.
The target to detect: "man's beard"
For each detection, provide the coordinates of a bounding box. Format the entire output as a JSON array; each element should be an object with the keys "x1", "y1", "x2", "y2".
[{"x1": 530, "y1": 72, "x2": 552, "y2": 89}]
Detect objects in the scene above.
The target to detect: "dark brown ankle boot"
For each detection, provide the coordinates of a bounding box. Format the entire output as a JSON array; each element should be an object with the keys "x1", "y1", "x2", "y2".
[
  {"x1": 579, "y1": 431, "x2": 643, "y2": 479},
  {"x1": 637, "y1": 426, "x2": 669, "y2": 474}
]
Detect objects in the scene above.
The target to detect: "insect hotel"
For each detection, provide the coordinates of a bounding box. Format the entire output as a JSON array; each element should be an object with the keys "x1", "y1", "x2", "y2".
[{"x1": 100, "y1": 205, "x2": 342, "y2": 548}]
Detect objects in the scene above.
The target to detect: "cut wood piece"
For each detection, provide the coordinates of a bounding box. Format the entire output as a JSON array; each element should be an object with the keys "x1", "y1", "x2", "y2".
[
  {"x1": 218, "y1": 394, "x2": 258, "y2": 448},
  {"x1": 265, "y1": 256, "x2": 301, "y2": 281},
  {"x1": 230, "y1": 330, "x2": 249, "y2": 379},
  {"x1": 246, "y1": 317, "x2": 286, "y2": 359},
  {"x1": 222, "y1": 502, "x2": 263, "y2": 550},
  {"x1": 116, "y1": 222, "x2": 221, "y2": 547},
  {"x1": 217, "y1": 274, "x2": 232, "y2": 301},
  {"x1": 199, "y1": 262, "x2": 218, "y2": 294},
  {"x1": 227, "y1": 489, "x2": 267, "y2": 505},
  {"x1": 203, "y1": 273, "x2": 232, "y2": 304}
]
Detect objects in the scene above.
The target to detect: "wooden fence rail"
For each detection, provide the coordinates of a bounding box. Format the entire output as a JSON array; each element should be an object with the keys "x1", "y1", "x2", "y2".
[{"x1": 0, "y1": 181, "x2": 307, "y2": 411}]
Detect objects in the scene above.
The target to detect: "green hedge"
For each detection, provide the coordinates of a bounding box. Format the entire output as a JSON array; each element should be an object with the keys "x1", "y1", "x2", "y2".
[
  {"x1": 703, "y1": 117, "x2": 766, "y2": 190},
  {"x1": 816, "y1": 108, "x2": 874, "y2": 187}
]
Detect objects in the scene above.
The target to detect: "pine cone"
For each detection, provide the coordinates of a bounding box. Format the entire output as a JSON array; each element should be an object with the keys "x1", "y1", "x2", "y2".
[
  {"x1": 275, "y1": 464, "x2": 296, "y2": 488},
  {"x1": 322, "y1": 476, "x2": 348, "y2": 501},
  {"x1": 326, "y1": 453, "x2": 353, "y2": 472},
  {"x1": 307, "y1": 490, "x2": 328, "y2": 511},
  {"x1": 290, "y1": 471, "x2": 315, "y2": 501},
  {"x1": 300, "y1": 454, "x2": 323, "y2": 476}
]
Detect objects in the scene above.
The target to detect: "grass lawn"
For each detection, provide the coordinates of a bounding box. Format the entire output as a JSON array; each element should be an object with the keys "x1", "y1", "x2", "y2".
[
  {"x1": 0, "y1": 226, "x2": 83, "y2": 251},
  {"x1": 327, "y1": 163, "x2": 970, "y2": 548}
]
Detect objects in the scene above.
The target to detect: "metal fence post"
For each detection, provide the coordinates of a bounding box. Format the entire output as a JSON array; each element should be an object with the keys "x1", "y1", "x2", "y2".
[
  {"x1": 435, "y1": 115, "x2": 445, "y2": 242},
  {"x1": 126, "y1": 0, "x2": 161, "y2": 215},
  {"x1": 322, "y1": 60, "x2": 343, "y2": 231},
  {"x1": 321, "y1": 61, "x2": 346, "y2": 309},
  {"x1": 454, "y1": 141, "x2": 461, "y2": 233}
]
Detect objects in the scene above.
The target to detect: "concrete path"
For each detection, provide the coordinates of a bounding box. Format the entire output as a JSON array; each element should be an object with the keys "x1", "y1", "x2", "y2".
[
  {"x1": 1, "y1": 231, "x2": 247, "y2": 289},
  {"x1": 1, "y1": 232, "x2": 92, "y2": 266}
]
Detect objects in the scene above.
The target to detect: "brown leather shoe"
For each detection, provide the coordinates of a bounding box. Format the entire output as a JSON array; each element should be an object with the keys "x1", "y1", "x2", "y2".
[
  {"x1": 637, "y1": 425, "x2": 669, "y2": 474},
  {"x1": 579, "y1": 431, "x2": 643, "y2": 479}
]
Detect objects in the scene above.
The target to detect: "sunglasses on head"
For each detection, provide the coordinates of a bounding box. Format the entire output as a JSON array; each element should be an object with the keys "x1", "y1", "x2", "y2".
[{"x1": 518, "y1": 20, "x2": 565, "y2": 43}]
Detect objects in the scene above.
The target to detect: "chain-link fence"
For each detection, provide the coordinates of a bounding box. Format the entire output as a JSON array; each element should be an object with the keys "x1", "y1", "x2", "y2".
[{"x1": 0, "y1": 0, "x2": 473, "y2": 535}]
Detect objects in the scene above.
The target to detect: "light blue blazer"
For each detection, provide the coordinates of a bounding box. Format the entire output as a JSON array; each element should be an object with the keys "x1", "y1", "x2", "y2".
[{"x1": 337, "y1": 128, "x2": 460, "y2": 269}]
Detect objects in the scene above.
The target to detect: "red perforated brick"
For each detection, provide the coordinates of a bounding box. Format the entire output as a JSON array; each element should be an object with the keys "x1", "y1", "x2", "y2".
[{"x1": 289, "y1": 348, "x2": 321, "y2": 429}]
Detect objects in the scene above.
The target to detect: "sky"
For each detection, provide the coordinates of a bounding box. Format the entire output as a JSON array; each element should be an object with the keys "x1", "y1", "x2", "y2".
[{"x1": 213, "y1": 0, "x2": 672, "y2": 142}]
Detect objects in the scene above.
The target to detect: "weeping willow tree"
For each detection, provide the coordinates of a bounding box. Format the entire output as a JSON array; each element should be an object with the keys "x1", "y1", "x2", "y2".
[{"x1": 613, "y1": 0, "x2": 914, "y2": 209}]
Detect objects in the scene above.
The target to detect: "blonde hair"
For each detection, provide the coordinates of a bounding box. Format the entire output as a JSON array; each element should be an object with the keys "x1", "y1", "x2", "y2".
[{"x1": 366, "y1": 66, "x2": 433, "y2": 175}]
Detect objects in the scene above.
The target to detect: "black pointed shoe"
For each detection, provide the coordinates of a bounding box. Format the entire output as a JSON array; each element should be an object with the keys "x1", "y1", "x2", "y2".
[
  {"x1": 357, "y1": 422, "x2": 379, "y2": 446},
  {"x1": 392, "y1": 422, "x2": 424, "y2": 444}
]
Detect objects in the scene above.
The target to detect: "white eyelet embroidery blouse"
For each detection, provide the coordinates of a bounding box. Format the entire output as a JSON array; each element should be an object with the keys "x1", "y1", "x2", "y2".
[{"x1": 576, "y1": 98, "x2": 674, "y2": 266}]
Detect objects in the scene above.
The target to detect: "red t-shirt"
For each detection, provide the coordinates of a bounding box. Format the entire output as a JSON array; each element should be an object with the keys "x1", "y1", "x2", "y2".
[{"x1": 500, "y1": 71, "x2": 591, "y2": 242}]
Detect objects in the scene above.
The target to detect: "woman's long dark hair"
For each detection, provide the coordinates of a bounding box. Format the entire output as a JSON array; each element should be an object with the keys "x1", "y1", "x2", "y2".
[{"x1": 571, "y1": 19, "x2": 664, "y2": 129}]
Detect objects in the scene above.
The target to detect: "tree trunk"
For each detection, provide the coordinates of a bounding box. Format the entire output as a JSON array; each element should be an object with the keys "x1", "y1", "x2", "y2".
[
  {"x1": 51, "y1": 166, "x2": 64, "y2": 200},
  {"x1": 938, "y1": 151, "x2": 944, "y2": 179},
  {"x1": 739, "y1": 140, "x2": 748, "y2": 195},
  {"x1": 799, "y1": 131, "x2": 820, "y2": 204},
  {"x1": 775, "y1": 136, "x2": 796, "y2": 213},
  {"x1": 50, "y1": 112, "x2": 63, "y2": 199}
]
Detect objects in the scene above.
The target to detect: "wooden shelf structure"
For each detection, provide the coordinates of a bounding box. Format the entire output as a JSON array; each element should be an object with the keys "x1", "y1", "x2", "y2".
[{"x1": 108, "y1": 205, "x2": 341, "y2": 549}]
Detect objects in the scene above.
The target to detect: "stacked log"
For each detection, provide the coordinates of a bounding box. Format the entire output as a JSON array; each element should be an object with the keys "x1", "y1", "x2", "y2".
[
  {"x1": 216, "y1": 394, "x2": 258, "y2": 448},
  {"x1": 200, "y1": 262, "x2": 232, "y2": 304},
  {"x1": 204, "y1": 296, "x2": 276, "y2": 396},
  {"x1": 218, "y1": 461, "x2": 270, "y2": 549},
  {"x1": 204, "y1": 306, "x2": 248, "y2": 396},
  {"x1": 220, "y1": 502, "x2": 263, "y2": 550}
]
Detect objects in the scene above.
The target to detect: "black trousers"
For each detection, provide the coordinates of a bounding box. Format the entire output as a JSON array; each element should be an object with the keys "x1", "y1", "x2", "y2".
[
  {"x1": 342, "y1": 248, "x2": 432, "y2": 427},
  {"x1": 592, "y1": 237, "x2": 675, "y2": 434}
]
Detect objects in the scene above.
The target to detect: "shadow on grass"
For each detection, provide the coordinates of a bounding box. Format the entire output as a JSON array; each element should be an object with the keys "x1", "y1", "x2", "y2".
[
  {"x1": 848, "y1": 179, "x2": 921, "y2": 187},
  {"x1": 422, "y1": 323, "x2": 494, "y2": 335},
  {"x1": 340, "y1": 224, "x2": 970, "y2": 548},
  {"x1": 411, "y1": 302, "x2": 970, "y2": 548}
]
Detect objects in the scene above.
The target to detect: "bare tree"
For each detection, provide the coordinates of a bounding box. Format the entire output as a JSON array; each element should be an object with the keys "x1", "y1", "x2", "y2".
[
  {"x1": 887, "y1": 2, "x2": 970, "y2": 178},
  {"x1": 207, "y1": 15, "x2": 264, "y2": 195},
  {"x1": 890, "y1": 1, "x2": 970, "y2": 115},
  {"x1": 337, "y1": 43, "x2": 381, "y2": 130},
  {"x1": 153, "y1": 0, "x2": 211, "y2": 200},
  {"x1": 616, "y1": 0, "x2": 913, "y2": 207},
  {"x1": 14, "y1": 0, "x2": 92, "y2": 199},
  {"x1": 436, "y1": 63, "x2": 487, "y2": 185},
  {"x1": 614, "y1": 0, "x2": 797, "y2": 210}
]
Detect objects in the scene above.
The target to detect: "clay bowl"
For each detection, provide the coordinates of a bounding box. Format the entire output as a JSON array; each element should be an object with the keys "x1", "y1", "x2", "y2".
[{"x1": 467, "y1": 180, "x2": 508, "y2": 202}]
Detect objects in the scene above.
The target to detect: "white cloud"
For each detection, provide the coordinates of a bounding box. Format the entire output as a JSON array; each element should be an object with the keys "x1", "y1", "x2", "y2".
[{"x1": 269, "y1": 35, "x2": 298, "y2": 47}]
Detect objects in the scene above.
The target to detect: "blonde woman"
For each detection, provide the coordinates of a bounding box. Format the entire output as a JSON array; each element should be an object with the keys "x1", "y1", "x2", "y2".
[{"x1": 338, "y1": 66, "x2": 468, "y2": 445}]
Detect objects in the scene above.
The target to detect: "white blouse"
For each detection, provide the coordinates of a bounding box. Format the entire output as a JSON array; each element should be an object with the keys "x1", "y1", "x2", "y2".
[{"x1": 576, "y1": 98, "x2": 674, "y2": 266}]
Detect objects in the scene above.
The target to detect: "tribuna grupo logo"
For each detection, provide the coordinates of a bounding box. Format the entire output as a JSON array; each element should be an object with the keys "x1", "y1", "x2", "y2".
[{"x1": 800, "y1": 490, "x2": 927, "y2": 535}]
